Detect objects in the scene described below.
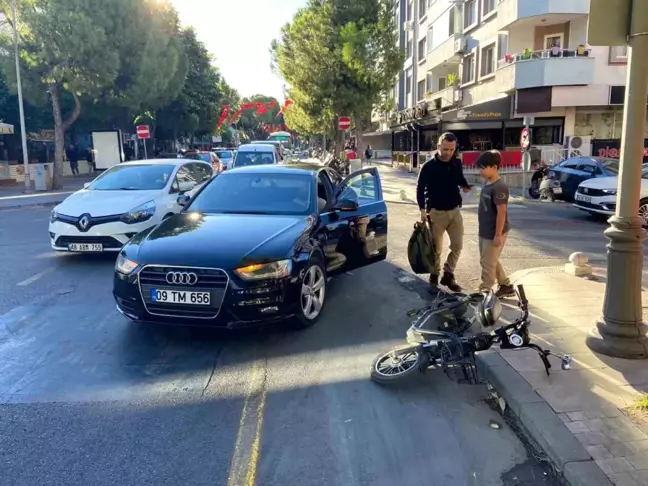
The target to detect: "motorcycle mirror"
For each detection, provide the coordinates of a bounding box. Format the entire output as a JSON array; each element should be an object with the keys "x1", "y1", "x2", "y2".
[{"x1": 561, "y1": 355, "x2": 573, "y2": 370}]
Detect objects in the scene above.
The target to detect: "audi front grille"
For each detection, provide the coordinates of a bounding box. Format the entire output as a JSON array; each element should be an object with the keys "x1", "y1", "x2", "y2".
[{"x1": 137, "y1": 265, "x2": 229, "y2": 319}]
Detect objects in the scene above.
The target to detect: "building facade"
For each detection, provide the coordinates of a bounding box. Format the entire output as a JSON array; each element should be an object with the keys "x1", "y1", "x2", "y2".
[{"x1": 368, "y1": 0, "x2": 648, "y2": 163}]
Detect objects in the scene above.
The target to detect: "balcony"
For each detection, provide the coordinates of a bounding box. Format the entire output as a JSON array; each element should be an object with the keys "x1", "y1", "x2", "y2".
[
  {"x1": 496, "y1": 48, "x2": 594, "y2": 92},
  {"x1": 424, "y1": 86, "x2": 459, "y2": 110},
  {"x1": 497, "y1": 0, "x2": 589, "y2": 29},
  {"x1": 424, "y1": 33, "x2": 464, "y2": 71}
]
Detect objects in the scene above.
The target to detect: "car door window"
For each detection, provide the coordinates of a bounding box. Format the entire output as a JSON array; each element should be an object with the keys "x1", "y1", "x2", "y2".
[
  {"x1": 317, "y1": 172, "x2": 334, "y2": 213},
  {"x1": 338, "y1": 171, "x2": 378, "y2": 206},
  {"x1": 192, "y1": 163, "x2": 213, "y2": 183},
  {"x1": 560, "y1": 160, "x2": 580, "y2": 170},
  {"x1": 171, "y1": 164, "x2": 196, "y2": 193},
  {"x1": 577, "y1": 162, "x2": 596, "y2": 175},
  {"x1": 326, "y1": 168, "x2": 343, "y2": 186}
]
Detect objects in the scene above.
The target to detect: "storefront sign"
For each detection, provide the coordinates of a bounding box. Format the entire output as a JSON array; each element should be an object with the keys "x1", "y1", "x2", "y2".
[
  {"x1": 592, "y1": 138, "x2": 648, "y2": 162},
  {"x1": 442, "y1": 95, "x2": 511, "y2": 123}
]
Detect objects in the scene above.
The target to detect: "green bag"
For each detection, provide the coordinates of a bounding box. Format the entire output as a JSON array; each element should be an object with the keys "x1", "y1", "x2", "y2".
[{"x1": 408, "y1": 220, "x2": 435, "y2": 274}]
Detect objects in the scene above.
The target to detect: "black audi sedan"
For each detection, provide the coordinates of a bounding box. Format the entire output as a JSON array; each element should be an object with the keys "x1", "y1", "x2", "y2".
[{"x1": 113, "y1": 163, "x2": 388, "y2": 329}]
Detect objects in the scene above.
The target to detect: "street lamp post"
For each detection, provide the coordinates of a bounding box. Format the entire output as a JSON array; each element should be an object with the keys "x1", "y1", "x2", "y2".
[
  {"x1": 586, "y1": 0, "x2": 648, "y2": 358},
  {"x1": 10, "y1": 0, "x2": 31, "y2": 193}
]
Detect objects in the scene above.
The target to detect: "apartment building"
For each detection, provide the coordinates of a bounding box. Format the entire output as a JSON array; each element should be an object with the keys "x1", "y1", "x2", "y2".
[{"x1": 372, "y1": 0, "x2": 641, "y2": 160}]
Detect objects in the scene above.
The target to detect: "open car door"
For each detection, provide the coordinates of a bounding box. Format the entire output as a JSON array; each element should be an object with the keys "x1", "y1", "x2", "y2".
[{"x1": 325, "y1": 167, "x2": 388, "y2": 273}]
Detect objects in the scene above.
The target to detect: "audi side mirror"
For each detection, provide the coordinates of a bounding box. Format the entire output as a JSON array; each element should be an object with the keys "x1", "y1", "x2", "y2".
[
  {"x1": 83, "y1": 182, "x2": 91, "y2": 189},
  {"x1": 334, "y1": 198, "x2": 359, "y2": 212}
]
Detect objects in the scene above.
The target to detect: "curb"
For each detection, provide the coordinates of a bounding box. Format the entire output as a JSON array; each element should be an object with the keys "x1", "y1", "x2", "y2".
[
  {"x1": 0, "y1": 193, "x2": 72, "y2": 211},
  {"x1": 476, "y1": 266, "x2": 613, "y2": 486}
]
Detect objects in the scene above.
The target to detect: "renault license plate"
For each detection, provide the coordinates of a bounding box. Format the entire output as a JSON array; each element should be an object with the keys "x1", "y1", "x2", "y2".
[
  {"x1": 68, "y1": 243, "x2": 103, "y2": 252},
  {"x1": 150, "y1": 288, "x2": 211, "y2": 305}
]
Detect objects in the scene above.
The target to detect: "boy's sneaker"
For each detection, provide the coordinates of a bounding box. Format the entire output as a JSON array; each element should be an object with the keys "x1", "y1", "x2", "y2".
[{"x1": 495, "y1": 284, "x2": 516, "y2": 298}]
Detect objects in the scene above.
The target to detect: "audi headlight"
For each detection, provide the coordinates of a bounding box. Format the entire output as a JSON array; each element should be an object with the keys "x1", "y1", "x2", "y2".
[
  {"x1": 50, "y1": 209, "x2": 58, "y2": 223},
  {"x1": 115, "y1": 254, "x2": 138, "y2": 275},
  {"x1": 602, "y1": 189, "x2": 617, "y2": 195},
  {"x1": 121, "y1": 200, "x2": 156, "y2": 224},
  {"x1": 235, "y1": 260, "x2": 292, "y2": 280}
]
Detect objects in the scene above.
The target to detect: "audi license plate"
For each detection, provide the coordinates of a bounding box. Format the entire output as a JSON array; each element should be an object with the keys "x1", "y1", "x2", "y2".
[
  {"x1": 575, "y1": 193, "x2": 591, "y2": 203},
  {"x1": 150, "y1": 288, "x2": 211, "y2": 305},
  {"x1": 68, "y1": 243, "x2": 103, "y2": 252}
]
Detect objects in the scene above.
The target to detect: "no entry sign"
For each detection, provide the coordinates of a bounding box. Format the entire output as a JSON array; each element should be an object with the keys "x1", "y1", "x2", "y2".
[
  {"x1": 338, "y1": 116, "x2": 351, "y2": 131},
  {"x1": 520, "y1": 128, "x2": 530, "y2": 150},
  {"x1": 136, "y1": 125, "x2": 150, "y2": 139}
]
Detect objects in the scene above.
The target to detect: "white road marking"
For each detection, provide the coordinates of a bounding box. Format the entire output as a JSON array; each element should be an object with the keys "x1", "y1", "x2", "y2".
[{"x1": 16, "y1": 268, "x2": 55, "y2": 287}]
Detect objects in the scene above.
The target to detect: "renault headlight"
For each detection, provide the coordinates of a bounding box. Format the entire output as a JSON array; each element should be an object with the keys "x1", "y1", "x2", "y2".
[
  {"x1": 115, "y1": 254, "x2": 138, "y2": 275},
  {"x1": 235, "y1": 260, "x2": 292, "y2": 280},
  {"x1": 50, "y1": 209, "x2": 58, "y2": 223},
  {"x1": 601, "y1": 189, "x2": 617, "y2": 195},
  {"x1": 121, "y1": 200, "x2": 156, "y2": 224}
]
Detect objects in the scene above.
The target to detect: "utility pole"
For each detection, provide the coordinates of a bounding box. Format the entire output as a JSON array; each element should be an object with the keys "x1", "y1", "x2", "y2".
[
  {"x1": 10, "y1": 0, "x2": 31, "y2": 193},
  {"x1": 586, "y1": 0, "x2": 648, "y2": 358}
]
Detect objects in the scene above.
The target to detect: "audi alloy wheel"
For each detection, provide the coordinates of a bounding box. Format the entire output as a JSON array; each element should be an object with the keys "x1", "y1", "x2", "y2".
[{"x1": 292, "y1": 257, "x2": 327, "y2": 329}]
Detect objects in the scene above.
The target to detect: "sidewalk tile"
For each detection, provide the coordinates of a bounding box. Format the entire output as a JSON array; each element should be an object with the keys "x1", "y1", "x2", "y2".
[
  {"x1": 587, "y1": 444, "x2": 614, "y2": 460},
  {"x1": 627, "y1": 454, "x2": 648, "y2": 469},
  {"x1": 574, "y1": 431, "x2": 615, "y2": 448},
  {"x1": 631, "y1": 469, "x2": 648, "y2": 485},
  {"x1": 610, "y1": 441, "x2": 648, "y2": 458},
  {"x1": 567, "y1": 421, "x2": 591, "y2": 434},
  {"x1": 609, "y1": 472, "x2": 641, "y2": 486},
  {"x1": 596, "y1": 457, "x2": 635, "y2": 474}
]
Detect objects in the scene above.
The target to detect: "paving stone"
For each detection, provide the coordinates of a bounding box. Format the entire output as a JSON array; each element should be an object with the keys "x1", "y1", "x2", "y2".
[
  {"x1": 596, "y1": 457, "x2": 636, "y2": 474},
  {"x1": 609, "y1": 472, "x2": 641, "y2": 486},
  {"x1": 567, "y1": 421, "x2": 591, "y2": 434},
  {"x1": 587, "y1": 445, "x2": 614, "y2": 460},
  {"x1": 631, "y1": 469, "x2": 648, "y2": 486},
  {"x1": 564, "y1": 460, "x2": 614, "y2": 486},
  {"x1": 558, "y1": 413, "x2": 571, "y2": 424},
  {"x1": 627, "y1": 454, "x2": 648, "y2": 470},
  {"x1": 574, "y1": 431, "x2": 615, "y2": 448},
  {"x1": 567, "y1": 411, "x2": 588, "y2": 421}
]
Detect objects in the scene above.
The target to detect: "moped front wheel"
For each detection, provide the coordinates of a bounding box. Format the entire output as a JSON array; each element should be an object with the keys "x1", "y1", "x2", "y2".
[{"x1": 370, "y1": 345, "x2": 424, "y2": 384}]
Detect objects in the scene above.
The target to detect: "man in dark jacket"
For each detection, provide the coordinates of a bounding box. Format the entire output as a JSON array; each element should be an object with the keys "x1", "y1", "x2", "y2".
[{"x1": 416, "y1": 132, "x2": 471, "y2": 292}]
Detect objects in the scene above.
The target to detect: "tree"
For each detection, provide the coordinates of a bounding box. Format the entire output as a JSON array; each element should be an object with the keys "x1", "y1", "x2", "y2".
[
  {"x1": 272, "y1": 0, "x2": 403, "y2": 153},
  {"x1": 238, "y1": 94, "x2": 284, "y2": 140},
  {"x1": 0, "y1": 0, "x2": 185, "y2": 188},
  {"x1": 155, "y1": 27, "x2": 227, "y2": 142}
]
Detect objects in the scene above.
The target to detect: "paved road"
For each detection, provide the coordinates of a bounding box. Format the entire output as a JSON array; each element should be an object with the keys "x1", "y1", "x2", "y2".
[{"x1": 0, "y1": 169, "x2": 633, "y2": 485}]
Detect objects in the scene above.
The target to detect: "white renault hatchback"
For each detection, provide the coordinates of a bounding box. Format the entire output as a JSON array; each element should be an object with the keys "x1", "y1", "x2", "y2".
[{"x1": 49, "y1": 159, "x2": 213, "y2": 253}]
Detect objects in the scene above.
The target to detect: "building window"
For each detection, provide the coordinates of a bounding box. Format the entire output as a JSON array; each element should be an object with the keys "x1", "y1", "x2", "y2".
[
  {"x1": 464, "y1": 0, "x2": 477, "y2": 29},
  {"x1": 480, "y1": 44, "x2": 495, "y2": 77},
  {"x1": 406, "y1": 70, "x2": 412, "y2": 97},
  {"x1": 438, "y1": 77, "x2": 447, "y2": 91},
  {"x1": 462, "y1": 53, "x2": 475, "y2": 84},
  {"x1": 407, "y1": 0, "x2": 412, "y2": 21},
  {"x1": 427, "y1": 26, "x2": 434, "y2": 53},
  {"x1": 418, "y1": 0, "x2": 426, "y2": 18},
  {"x1": 418, "y1": 38, "x2": 426, "y2": 60},
  {"x1": 497, "y1": 33, "x2": 508, "y2": 61},
  {"x1": 394, "y1": 3, "x2": 400, "y2": 29},
  {"x1": 427, "y1": 0, "x2": 436, "y2": 6},
  {"x1": 417, "y1": 80, "x2": 426, "y2": 101},
  {"x1": 426, "y1": 72, "x2": 434, "y2": 92},
  {"x1": 406, "y1": 35, "x2": 413, "y2": 58},
  {"x1": 482, "y1": 0, "x2": 496, "y2": 17},
  {"x1": 544, "y1": 33, "x2": 564, "y2": 49},
  {"x1": 449, "y1": 8, "x2": 456, "y2": 35}
]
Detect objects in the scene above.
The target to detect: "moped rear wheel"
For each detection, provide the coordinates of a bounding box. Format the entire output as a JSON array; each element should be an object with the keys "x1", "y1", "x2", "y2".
[{"x1": 370, "y1": 345, "x2": 423, "y2": 384}]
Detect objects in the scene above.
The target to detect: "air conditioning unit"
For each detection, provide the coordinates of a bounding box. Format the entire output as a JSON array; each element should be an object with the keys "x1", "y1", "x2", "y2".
[
  {"x1": 453, "y1": 89, "x2": 463, "y2": 103},
  {"x1": 454, "y1": 36, "x2": 467, "y2": 54},
  {"x1": 564, "y1": 136, "x2": 592, "y2": 157},
  {"x1": 403, "y1": 21, "x2": 414, "y2": 31}
]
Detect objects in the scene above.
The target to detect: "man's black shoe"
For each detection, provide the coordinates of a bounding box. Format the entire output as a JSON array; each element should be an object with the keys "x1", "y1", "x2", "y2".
[
  {"x1": 495, "y1": 284, "x2": 516, "y2": 298},
  {"x1": 428, "y1": 274, "x2": 439, "y2": 295},
  {"x1": 440, "y1": 272, "x2": 462, "y2": 292}
]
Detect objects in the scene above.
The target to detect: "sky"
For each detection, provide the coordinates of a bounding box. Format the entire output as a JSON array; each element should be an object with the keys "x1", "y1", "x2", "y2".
[{"x1": 171, "y1": 0, "x2": 306, "y2": 102}]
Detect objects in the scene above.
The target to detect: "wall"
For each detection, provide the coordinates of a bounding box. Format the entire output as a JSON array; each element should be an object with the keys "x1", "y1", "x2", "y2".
[
  {"x1": 569, "y1": 17, "x2": 587, "y2": 48},
  {"x1": 591, "y1": 46, "x2": 627, "y2": 86},
  {"x1": 507, "y1": 24, "x2": 534, "y2": 55},
  {"x1": 573, "y1": 109, "x2": 648, "y2": 139}
]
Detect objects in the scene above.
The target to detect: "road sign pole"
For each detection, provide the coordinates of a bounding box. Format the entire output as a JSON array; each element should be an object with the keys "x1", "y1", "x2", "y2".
[
  {"x1": 11, "y1": 0, "x2": 31, "y2": 193},
  {"x1": 143, "y1": 139, "x2": 148, "y2": 160},
  {"x1": 586, "y1": 0, "x2": 648, "y2": 359}
]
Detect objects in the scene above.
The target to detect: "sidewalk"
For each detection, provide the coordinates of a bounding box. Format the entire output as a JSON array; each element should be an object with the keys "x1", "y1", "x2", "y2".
[
  {"x1": 477, "y1": 266, "x2": 648, "y2": 486},
  {"x1": 0, "y1": 176, "x2": 93, "y2": 210}
]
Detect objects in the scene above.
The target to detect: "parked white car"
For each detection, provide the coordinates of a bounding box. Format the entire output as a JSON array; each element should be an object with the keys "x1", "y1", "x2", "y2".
[
  {"x1": 49, "y1": 159, "x2": 214, "y2": 253},
  {"x1": 573, "y1": 163, "x2": 648, "y2": 224},
  {"x1": 232, "y1": 143, "x2": 279, "y2": 168}
]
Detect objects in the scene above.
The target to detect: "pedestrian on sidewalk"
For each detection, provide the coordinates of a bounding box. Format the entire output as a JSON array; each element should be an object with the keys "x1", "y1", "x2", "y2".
[
  {"x1": 416, "y1": 132, "x2": 471, "y2": 292},
  {"x1": 476, "y1": 150, "x2": 515, "y2": 297},
  {"x1": 66, "y1": 144, "x2": 79, "y2": 176},
  {"x1": 365, "y1": 145, "x2": 373, "y2": 165}
]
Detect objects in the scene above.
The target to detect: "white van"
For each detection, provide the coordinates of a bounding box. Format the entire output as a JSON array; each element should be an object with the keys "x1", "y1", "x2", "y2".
[{"x1": 232, "y1": 144, "x2": 278, "y2": 168}]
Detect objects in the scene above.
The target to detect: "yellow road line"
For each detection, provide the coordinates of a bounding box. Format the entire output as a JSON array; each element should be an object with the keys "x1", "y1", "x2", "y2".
[{"x1": 227, "y1": 361, "x2": 268, "y2": 486}]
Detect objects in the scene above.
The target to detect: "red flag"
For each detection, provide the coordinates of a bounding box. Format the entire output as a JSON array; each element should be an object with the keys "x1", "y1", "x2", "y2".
[
  {"x1": 279, "y1": 99, "x2": 292, "y2": 114},
  {"x1": 217, "y1": 105, "x2": 230, "y2": 128},
  {"x1": 229, "y1": 107, "x2": 245, "y2": 124},
  {"x1": 256, "y1": 102, "x2": 269, "y2": 115},
  {"x1": 267, "y1": 100, "x2": 277, "y2": 109}
]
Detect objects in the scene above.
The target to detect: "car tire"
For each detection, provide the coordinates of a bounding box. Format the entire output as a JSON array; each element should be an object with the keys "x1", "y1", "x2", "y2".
[
  {"x1": 640, "y1": 199, "x2": 648, "y2": 227},
  {"x1": 291, "y1": 257, "x2": 327, "y2": 330}
]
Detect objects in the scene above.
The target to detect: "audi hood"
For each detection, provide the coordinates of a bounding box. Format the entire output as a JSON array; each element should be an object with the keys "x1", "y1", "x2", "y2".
[
  {"x1": 55, "y1": 189, "x2": 164, "y2": 217},
  {"x1": 123, "y1": 212, "x2": 312, "y2": 269}
]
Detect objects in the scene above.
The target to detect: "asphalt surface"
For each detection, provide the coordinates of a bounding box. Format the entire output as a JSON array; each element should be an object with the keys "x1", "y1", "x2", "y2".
[{"x1": 1, "y1": 166, "x2": 639, "y2": 485}]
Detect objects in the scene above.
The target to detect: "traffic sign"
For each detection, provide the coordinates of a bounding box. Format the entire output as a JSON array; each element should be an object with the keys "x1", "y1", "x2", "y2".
[
  {"x1": 338, "y1": 116, "x2": 351, "y2": 131},
  {"x1": 520, "y1": 128, "x2": 530, "y2": 150},
  {"x1": 136, "y1": 125, "x2": 150, "y2": 139}
]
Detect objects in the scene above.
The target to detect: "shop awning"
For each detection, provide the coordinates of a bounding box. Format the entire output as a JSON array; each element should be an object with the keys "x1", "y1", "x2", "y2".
[
  {"x1": 442, "y1": 94, "x2": 511, "y2": 124},
  {"x1": 0, "y1": 123, "x2": 14, "y2": 135}
]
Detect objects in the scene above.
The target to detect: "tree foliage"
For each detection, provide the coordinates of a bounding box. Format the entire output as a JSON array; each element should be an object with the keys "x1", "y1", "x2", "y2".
[
  {"x1": 238, "y1": 94, "x2": 284, "y2": 140},
  {"x1": 272, "y1": 0, "x2": 403, "y2": 150}
]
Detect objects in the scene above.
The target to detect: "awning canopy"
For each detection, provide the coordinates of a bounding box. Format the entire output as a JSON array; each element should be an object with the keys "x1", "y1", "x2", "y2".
[
  {"x1": 442, "y1": 95, "x2": 512, "y2": 123},
  {"x1": 0, "y1": 123, "x2": 14, "y2": 135}
]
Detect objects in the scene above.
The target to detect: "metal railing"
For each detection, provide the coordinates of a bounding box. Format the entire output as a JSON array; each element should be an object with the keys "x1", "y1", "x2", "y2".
[{"x1": 497, "y1": 47, "x2": 592, "y2": 69}]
